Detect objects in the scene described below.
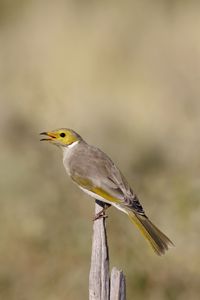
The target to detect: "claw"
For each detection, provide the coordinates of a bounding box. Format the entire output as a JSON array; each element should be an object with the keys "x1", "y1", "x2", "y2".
[{"x1": 93, "y1": 213, "x2": 108, "y2": 221}]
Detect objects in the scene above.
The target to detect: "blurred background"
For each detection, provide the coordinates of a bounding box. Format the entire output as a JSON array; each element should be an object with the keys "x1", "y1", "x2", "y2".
[{"x1": 0, "y1": 0, "x2": 200, "y2": 299}]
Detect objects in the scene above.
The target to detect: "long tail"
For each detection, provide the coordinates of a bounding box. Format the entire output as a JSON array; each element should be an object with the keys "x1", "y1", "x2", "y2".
[{"x1": 128, "y1": 211, "x2": 174, "y2": 255}]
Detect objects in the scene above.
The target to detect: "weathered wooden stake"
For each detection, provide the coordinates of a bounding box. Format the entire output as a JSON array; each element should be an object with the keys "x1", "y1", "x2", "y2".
[
  {"x1": 89, "y1": 201, "x2": 110, "y2": 300},
  {"x1": 89, "y1": 200, "x2": 126, "y2": 300},
  {"x1": 110, "y1": 268, "x2": 126, "y2": 300}
]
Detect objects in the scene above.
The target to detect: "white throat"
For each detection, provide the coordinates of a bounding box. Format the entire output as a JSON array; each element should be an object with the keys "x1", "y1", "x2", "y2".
[{"x1": 67, "y1": 140, "x2": 79, "y2": 149}]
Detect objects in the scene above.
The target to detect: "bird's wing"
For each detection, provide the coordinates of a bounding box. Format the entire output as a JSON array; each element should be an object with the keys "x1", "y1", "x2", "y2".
[
  {"x1": 69, "y1": 144, "x2": 145, "y2": 215},
  {"x1": 104, "y1": 162, "x2": 145, "y2": 215}
]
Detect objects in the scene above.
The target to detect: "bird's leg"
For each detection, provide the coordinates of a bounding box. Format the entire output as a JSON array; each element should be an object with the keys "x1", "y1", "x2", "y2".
[{"x1": 93, "y1": 200, "x2": 111, "y2": 221}]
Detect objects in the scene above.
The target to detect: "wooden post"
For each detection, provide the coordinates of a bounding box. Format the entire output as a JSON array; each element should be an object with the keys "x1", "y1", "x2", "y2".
[
  {"x1": 110, "y1": 267, "x2": 126, "y2": 300},
  {"x1": 89, "y1": 201, "x2": 110, "y2": 300},
  {"x1": 89, "y1": 200, "x2": 126, "y2": 300}
]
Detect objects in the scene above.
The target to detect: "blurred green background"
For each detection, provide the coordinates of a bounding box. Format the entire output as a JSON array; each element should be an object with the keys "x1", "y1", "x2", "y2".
[{"x1": 0, "y1": 0, "x2": 200, "y2": 299}]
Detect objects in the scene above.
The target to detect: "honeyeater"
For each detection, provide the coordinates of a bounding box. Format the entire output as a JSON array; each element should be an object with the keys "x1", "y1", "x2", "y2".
[{"x1": 40, "y1": 128, "x2": 173, "y2": 255}]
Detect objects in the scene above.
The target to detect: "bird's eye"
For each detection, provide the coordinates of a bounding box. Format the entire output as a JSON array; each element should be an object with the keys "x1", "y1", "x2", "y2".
[{"x1": 60, "y1": 132, "x2": 66, "y2": 138}]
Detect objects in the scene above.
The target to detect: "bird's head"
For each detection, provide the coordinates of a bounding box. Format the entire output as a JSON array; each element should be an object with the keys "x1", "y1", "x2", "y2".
[{"x1": 40, "y1": 128, "x2": 82, "y2": 147}]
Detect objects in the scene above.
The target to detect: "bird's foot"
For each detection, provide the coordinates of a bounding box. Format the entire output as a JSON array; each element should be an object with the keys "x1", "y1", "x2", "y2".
[
  {"x1": 93, "y1": 209, "x2": 108, "y2": 221},
  {"x1": 93, "y1": 211, "x2": 108, "y2": 221},
  {"x1": 93, "y1": 201, "x2": 111, "y2": 221}
]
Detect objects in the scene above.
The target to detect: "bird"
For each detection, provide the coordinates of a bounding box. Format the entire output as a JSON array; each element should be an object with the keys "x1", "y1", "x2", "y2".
[{"x1": 40, "y1": 128, "x2": 173, "y2": 255}]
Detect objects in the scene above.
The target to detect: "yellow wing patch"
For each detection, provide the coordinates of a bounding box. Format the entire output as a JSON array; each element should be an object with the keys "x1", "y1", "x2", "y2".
[
  {"x1": 71, "y1": 175, "x2": 121, "y2": 204},
  {"x1": 91, "y1": 187, "x2": 121, "y2": 204},
  {"x1": 71, "y1": 175, "x2": 93, "y2": 189}
]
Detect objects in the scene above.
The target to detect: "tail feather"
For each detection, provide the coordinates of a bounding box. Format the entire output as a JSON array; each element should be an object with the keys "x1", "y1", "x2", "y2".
[{"x1": 128, "y1": 211, "x2": 174, "y2": 255}]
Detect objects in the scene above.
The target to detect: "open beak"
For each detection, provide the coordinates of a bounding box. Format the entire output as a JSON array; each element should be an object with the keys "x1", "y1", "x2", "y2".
[{"x1": 40, "y1": 132, "x2": 57, "y2": 141}]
